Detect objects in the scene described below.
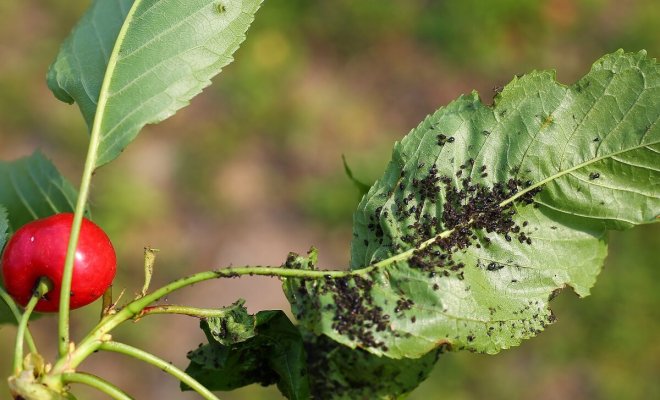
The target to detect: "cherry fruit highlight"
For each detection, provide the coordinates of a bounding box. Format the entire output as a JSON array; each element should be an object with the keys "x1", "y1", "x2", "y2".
[{"x1": 2, "y1": 213, "x2": 116, "y2": 312}]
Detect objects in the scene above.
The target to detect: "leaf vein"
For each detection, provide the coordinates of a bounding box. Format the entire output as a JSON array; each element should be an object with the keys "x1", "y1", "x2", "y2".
[
  {"x1": 8, "y1": 167, "x2": 38, "y2": 220},
  {"x1": 117, "y1": 4, "x2": 212, "y2": 63}
]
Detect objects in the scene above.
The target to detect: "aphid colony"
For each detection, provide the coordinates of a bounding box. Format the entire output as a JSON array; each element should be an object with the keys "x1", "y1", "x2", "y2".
[
  {"x1": 287, "y1": 250, "x2": 396, "y2": 352},
  {"x1": 288, "y1": 151, "x2": 544, "y2": 352},
  {"x1": 399, "y1": 161, "x2": 542, "y2": 277}
]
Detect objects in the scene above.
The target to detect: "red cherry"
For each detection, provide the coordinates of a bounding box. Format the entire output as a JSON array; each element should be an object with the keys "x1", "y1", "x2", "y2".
[{"x1": 1, "y1": 213, "x2": 116, "y2": 312}]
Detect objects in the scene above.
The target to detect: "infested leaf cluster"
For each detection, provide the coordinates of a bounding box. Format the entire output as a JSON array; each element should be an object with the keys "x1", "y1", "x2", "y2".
[{"x1": 184, "y1": 310, "x2": 310, "y2": 400}]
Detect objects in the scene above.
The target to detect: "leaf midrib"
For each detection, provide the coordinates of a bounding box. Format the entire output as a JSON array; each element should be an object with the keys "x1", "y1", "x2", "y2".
[
  {"x1": 90, "y1": 0, "x2": 143, "y2": 169},
  {"x1": 503, "y1": 138, "x2": 659, "y2": 206},
  {"x1": 365, "y1": 137, "x2": 658, "y2": 272}
]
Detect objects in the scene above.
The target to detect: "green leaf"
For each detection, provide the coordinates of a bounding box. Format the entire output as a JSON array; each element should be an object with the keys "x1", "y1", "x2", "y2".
[
  {"x1": 0, "y1": 151, "x2": 80, "y2": 232},
  {"x1": 285, "y1": 50, "x2": 659, "y2": 361},
  {"x1": 200, "y1": 299, "x2": 257, "y2": 345},
  {"x1": 0, "y1": 295, "x2": 16, "y2": 325},
  {"x1": 0, "y1": 206, "x2": 13, "y2": 324},
  {"x1": 47, "y1": 0, "x2": 263, "y2": 167},
  {"x1": 184, "y1": 310, "x2": 310, "y2": 400},
  {"x1": 46, "y1": 0, "x2": 133, "y2": 120},
  {"x1": 342, "y1": 154, "x2": 371, "y2": 197},
  {"x1": 306, "y1": 334, "x2": 440, "y2": 400},
  {"x1": 0, "y1": 205, "x2": 7, "y2": 253}
]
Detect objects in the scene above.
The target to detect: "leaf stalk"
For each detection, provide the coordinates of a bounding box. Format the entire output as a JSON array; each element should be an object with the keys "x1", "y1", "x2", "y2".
[
  {"x1": 98, "y1": 341, "x2": 220, "y2": 400},
  {"x1": 62, "y1": 372, "x2": 134, "y2": 400},
  {"x1": 0, "y1": 286, "x2": 37, "y2": 355},
  {"x1": 57, "y1": 0, "x2": 143, "y2": 357},
  {"x1": 13, "y1": 277, "x2": 51, "y2": 374}
]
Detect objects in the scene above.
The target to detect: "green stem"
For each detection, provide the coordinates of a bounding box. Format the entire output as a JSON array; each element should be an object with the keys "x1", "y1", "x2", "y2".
[
  {"x1": 136, "y1": 305, "x2": 234, "y2": 319},
  {"x1": 0, "y1": 286, "x2": 37, "y2": 354},
  {"x1": 57, "y1": 0, "x2": 142, "y2": 357},
  {"x1": 51, "y1": 265, "x2": 358, "y2": 373},
  {"x1": 372, "y1": 226, "x2": 456, "y2": 269},
  {"x1": 98, "y1": 341, "x2": 220, "y2": 400},
  {"x1": 13, "y1": 278, "x2": 51, "y2": 374},
  {"x1": 62, "y1": 372, "x2": 134, "y2": 400},
  {"x1": 58, "y1": 187, "x2": 88, "y2": 356}
]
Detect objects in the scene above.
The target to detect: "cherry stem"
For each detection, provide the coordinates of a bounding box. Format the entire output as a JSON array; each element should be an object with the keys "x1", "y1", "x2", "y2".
[
  {"x1": 58, "y1": 0, "x2": 142, "y2": 359},
  {"x1": 13, "y1": 277, "x2": 52, "y2": 374},
  {"x1": 98, "y1": 341, "x2": 221, "y2": 400},
  {"x1": 62, "y1": 372, "x2": 134, "y2": 400},
  {"x1": 0, "y1": 286, "x2": 37, "y2": 355}
]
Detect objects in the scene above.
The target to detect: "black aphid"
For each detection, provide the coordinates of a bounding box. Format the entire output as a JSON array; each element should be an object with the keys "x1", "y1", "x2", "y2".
[
  {"x1": 487, "y1": 262, "x2": 504, "y2": 271},
  {"x1": 311, "y1": 276, "x2": 392, "y2": 351},
  {"x1": 361, "y1": 157, "x2": 543, "y2": 293}
]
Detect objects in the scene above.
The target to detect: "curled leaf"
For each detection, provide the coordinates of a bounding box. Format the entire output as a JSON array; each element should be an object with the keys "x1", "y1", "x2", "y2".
[{"x1": 286, "y1": 50, "x2": 659, "y2": 360}]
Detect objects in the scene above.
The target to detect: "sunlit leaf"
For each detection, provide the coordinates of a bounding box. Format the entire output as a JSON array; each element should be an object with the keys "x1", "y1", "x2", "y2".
[
  {"x1": 48, "y1": 0, "x2": 263, "y2": 167},
  {"x1": 285, "y1": 50, "x2": 659, "y2": 363}
]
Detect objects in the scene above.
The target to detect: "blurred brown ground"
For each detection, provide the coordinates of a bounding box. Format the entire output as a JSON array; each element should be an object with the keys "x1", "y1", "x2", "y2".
[{"x1": 1, "y1": 1, "x2": 659, "y2": 399}]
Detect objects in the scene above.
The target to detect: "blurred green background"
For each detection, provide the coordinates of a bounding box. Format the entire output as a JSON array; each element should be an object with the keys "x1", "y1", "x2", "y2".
[{"x1": 1, "y1": 0, "x2": 658, "y2": 399}]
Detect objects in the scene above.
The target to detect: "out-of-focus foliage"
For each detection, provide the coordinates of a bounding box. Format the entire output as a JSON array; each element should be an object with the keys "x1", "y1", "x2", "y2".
[
  {"x1": 1, "y1": 1, "x2": 658, "y2": 399},
  {"x1": 0, "y1": 151, "x2": 80, "y2": 232}
]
